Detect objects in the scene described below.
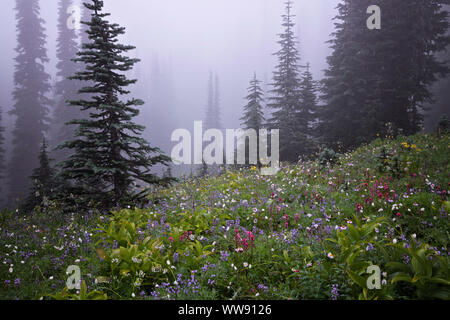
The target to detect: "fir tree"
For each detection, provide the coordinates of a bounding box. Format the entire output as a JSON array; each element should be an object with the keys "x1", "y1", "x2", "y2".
[
  {"x1": 240, "y1": 73, "x2": 265, "y2": 166},
  {"x1": 203, "y1": 71, "x2": 222, "y2": 175},
  {"x1": 0, "y1": 106, "x2": 5, "y2": 204},
  {"x1": 319, "y1": 0, "x2": 373, "y2": 150},
  {"x1": 268, "y1": 1, "x2": 305, "y2": 162},
  {"x1": 23, "y1": 138, "x2": 55, "y2": 211},
  {"x1": 8, "y1": 0, "x2": 51, "y2": 204},
  {"x1": 425, "y1": 4, "x2": 450, "y2": 131},
  {"x1": 320, "y1": 0, "x2": 449, "y2": 150},
  {"x1": 162, "y1": 164, "x2": 175, "y2": 182},
  {"x1": 58, "y1": 0, "x2": 172, "y2": 206},
  {"x1": 298, "y1": 63, "x2": 319, "y2": 155},
  {"x1": 51, "y1": 0, "x2": 83, "y2": 161},
  {"x1": 214, "y1": 73, "x2": 222, "y2": 129},
  {"x1": 241, "y1": 73, "x2": 265, "y2": 131},
  {"x1": 374, "y1": 0, "x2": 449, "y2": 136},
  {"x1": 204, "y1": 71, "x2": 222, "y2": 130},
  {"x1": 198, "y1": 160, "x2": 208, "y2": 177},
  {"x1": 80, "y1": 0, "x2": 91, "y2": 45}
]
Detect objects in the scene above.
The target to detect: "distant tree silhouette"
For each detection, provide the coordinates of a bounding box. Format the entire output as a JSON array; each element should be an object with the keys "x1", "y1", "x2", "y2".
[{"x1": 8, "y1": 0, "x2": 52, "y2": 205}]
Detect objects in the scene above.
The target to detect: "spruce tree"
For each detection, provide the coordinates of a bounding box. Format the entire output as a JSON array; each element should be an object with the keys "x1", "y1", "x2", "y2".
[
  {"x1": 320, "y1": 0, "x2": 449, "y2": 150},
  {"x1": 376, "y1": 0, "x2": 449, "y2": 135},
  {"x1": 198, "y1": 160, "x2": 208, "y2": 177},
  {"x1": 0, "y1": 107, "x2": 5, "y2": 204},
  {"x1": 51, "y1": 0, "x2": 83, "y2": 161},
  {"x1": 8, "y1": 0, "x2": 51, "y2": 204},
  {"x1": 421, "y1": 4, "x2": 450, "y2": 132},
  {"x1": 204, "y1": 71, "x2": 222, "y2": 130},
  {"x1": 298, "y1": 63, "x2": 319, "y2": 155},
  {"x1": 80, "y1": 0, "x2": 91, "y2": 45},
  {"x1": 203, "y1": 71, "x2": 223, "y2": 175},
  {"x1": 241, "y1": 73, "x2": 265, "y2": 131},
  {"x1": 214, "y1": 74, "x2": 222, "y2": 129},
  {"x1": 268, "y1": 1, "x2": 305, "y2": 162},
  {"x1": 58, "y1": 0, "x2": 172, "y2": 206},
  {"x1": 319, "y1": 0, "x2": 373, "y2": 150},
  {"x1": 24, "y1": 138, "x2": 55, "y2": 211},
  {"x1": 240, "y1": 73, "x2": 265, "y2": 166}
]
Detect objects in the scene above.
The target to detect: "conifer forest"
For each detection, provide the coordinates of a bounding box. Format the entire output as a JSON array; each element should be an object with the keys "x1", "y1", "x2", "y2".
[{"x1": 0, "y1": 0, "x2": 449, "y2": 305}]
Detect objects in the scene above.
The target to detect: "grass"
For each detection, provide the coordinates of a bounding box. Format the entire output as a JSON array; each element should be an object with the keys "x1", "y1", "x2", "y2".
[{"x1": 1, "y1": 133, "x2": 449, "y2": 300}]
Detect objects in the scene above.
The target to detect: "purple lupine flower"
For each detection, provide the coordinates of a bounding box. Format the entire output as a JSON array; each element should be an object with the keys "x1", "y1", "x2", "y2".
[
  {"x1": 220, "y1": 251, "x2": 230, "y2": 262},
  {"x1": 402, "y1": 254, "x2": 411, "y2": 264},
  {"x1": 331, "y1": 284, "x2": 339, "y2": 300}
]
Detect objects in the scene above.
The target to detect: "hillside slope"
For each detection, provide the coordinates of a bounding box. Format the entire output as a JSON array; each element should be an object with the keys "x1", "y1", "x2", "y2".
[{"x1": 1, "y1": 134, "x2": 449, "y2": 300}]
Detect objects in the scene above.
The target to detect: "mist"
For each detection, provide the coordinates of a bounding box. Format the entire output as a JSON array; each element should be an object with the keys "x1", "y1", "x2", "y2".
[
  {"x1": 1, "y1": 0, "x2": 449, "y2": 302},
  {"x1": 0, "y1": 0, "x2": 339, "y2": 164}
]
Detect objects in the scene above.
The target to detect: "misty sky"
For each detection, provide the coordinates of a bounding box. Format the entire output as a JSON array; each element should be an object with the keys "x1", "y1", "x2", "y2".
[{"x1": 0, "y1": 0, "x2": 340, "y2": 159}]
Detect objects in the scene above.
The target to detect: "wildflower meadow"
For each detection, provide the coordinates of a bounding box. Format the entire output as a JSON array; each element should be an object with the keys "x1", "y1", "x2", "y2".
[{"x1": 1, "y1": 133, "x2": 449, "y2": 300}]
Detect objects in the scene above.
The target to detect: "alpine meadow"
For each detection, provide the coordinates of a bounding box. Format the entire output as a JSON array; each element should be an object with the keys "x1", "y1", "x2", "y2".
[{"x1": 0, "y1": 0, "x2": 449, "y2": 305}]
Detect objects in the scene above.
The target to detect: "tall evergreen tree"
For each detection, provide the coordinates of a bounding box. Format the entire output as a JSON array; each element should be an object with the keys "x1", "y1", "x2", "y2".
[
  {"x1": 58, "y1": 0, "x2": 172, "y2": 206},
  {"x1": 377, "y1": 0, "x2": 449, "y2": 135},
  {"x1": 241, "y1": 73, "x2": 265, "y2": 132},
  {"x1": 203, "y1": 71, "x2": 223, "y2": 175},
  {"x1": 268, "y1": 1, "x2": 305, "y2": 162},
  {"x1": 204, "y1": 71, "x2": 222, "y2": 130},
  {"x1": 214, "y1": 73, "x2": 222, "y2": 129},
  {"x1": 320, "y1": 0, "x2": 449, "y2": 150},
  {"x1": 425, "y1": 4, "x2": 450, "y2": 131},
  {"x1": 240, "y1": 73, "x2": 265, "y2": 166},
  {"x1": 51, "y1": 0, "x2": 83, "y2": 161},
  {"x1": 0, "y1": 106, "x2": 5, "y2": 205},
  {"x1": 8, "y1": 0, "x2": 51, "y2": 204},
  {"x1": 298, "y1": 63, "x2": 319, "y2": 155},
  {"x1": 24, "y1": 138, "x2": 55, "y2": 211},
  {"x1": 80, "y1": 0, "x2": 91, "y2": 45}
]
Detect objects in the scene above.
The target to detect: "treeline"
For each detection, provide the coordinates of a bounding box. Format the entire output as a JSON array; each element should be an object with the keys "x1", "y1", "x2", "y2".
[
  {"x1": 0, "y1": 0, "x2": 449, "y2": 210},
  {"x1": 238, "y1": 0, "x2": 449, "y2": 162},
  {"x1": 1, "y1": 0, "x2": 173, "y2": 210}
]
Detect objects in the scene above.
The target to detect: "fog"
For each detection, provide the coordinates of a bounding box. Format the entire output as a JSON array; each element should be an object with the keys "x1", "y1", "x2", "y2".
[{"x1": 0, "y1": 0, "x2": 339, "y2": 172}]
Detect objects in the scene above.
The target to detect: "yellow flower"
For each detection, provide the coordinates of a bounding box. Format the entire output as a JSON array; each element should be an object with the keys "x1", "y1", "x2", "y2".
[{"x1": 251, "y1": 166, "x2": 257, "y2": 171}]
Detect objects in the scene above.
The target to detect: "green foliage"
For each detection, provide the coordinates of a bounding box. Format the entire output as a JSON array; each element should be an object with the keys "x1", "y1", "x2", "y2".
[
  {"x1": 267, "y1": 1, "x2": 312, "y2": 162},
  {"x1": 326, "y1": 216, "x2": 393, "y2": 300},
  {"x1": 49, "y1": 281, "x2": 108, "y2": 300},
  {"x1": 57, "y1": 0, "x2": 173, "y2": 208},
  {"x1": 2, "y1": 133, "x2": 449, "y2": 300},
  {"x1": 320, "y1": 0, "x2": 450, "y2": 151},
  {"x1": 437, "y1": 114, "x2": 449, "y2": 135},
  {"x1": 318, "y1": 147, "x2": 339, "y2": 167},
  {"x1": 387, "y1": 241, "x2": 450, "y2": 299},
  {"x1": 241, "y1": 73, "x2": 265, "y2": 132},
  {"x1": 22, "y1": 138, "x2": 56, "y2": 212}
]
